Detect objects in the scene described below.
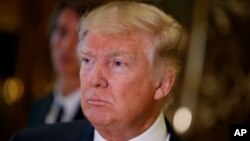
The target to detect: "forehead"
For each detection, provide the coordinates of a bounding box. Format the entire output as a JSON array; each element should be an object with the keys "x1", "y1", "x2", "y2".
[
  {"x1": 79, "y1": 31, "x2": 153, "y2": 56},
  {"x1": 56, "y1": 8, "x2": 79, "y2": 26}
]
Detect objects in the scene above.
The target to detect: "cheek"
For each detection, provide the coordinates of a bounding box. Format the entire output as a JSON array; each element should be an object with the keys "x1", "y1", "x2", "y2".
[
  {"x1": 50, "y1": 38, "x2": 61, "y2": 57},
  {"x1": 114, "y1": 70, "x2": 154, "y2": 105},
  {"x1": 50, "y1": 33, "x2": 59, "y2": 47},
  {"x1": 79, "y1": 67, "x2": 92, "y2": 93},
  {"x1": 111, "y1": 75, "x2": 141, "y2": 105},
  {"x1": 80, "y1": 67, "x2": 87, "y2": 86},
  {"x1": 69, "y1": 36, "x2": 78, "y2": 50},
  {"x1": 112, "y1": 83, "x2": 147, "y2": 119}
]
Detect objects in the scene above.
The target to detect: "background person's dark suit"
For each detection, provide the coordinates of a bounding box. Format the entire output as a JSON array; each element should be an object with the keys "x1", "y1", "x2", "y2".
[
  {"x1": 28, "y1": 93, "x2": 85, "y2": 126},
  {"x1": 11, "y1": 119, "x2": 183, "y2": 141}
]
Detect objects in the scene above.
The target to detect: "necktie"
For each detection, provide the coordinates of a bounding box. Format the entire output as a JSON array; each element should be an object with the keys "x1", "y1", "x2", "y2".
[{"x1": 55, "y1": 106, "x2": 64, "y2": 122}]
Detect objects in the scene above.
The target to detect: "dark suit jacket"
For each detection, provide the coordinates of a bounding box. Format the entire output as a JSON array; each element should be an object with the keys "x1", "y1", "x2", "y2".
[
  {"x1": 10, "y1": 119, "x2": 183, "y2": 141},
  {"x1": 28, "y1": 92, "x2": 85, "y2": 126}
]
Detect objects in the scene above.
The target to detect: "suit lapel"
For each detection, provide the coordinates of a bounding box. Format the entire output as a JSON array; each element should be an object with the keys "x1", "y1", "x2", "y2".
[
  {"x1": 165, "y1": 118, "x2": 182, "y2": 141},
  {"x1": 41, "y1": 94, "x2": 54, "y2": 122},
  {"x1": 72, "y1": 118, "x2": 181, "y2": 141},
  {"x1": 82, "y1": 123, "x2": 94, "y2": 141},
  {"x1": 28, "y1": 93, "x2": 54, "y2": 126},
  {"x1": 72, "y1": 120, "x2": 94, "y2": 141},
  {"x1": 74, "y1": 106, "x2": 86, "y2": 120}
]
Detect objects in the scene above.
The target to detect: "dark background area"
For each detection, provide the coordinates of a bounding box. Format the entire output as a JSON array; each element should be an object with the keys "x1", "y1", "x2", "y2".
[{"x1": 0, "y1": 31, "x2": 19, "y2": 78}]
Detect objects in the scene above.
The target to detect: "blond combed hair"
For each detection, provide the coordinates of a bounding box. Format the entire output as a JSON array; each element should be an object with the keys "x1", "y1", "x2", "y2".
[{"x1": 79, "y1": 1, "x2": 183, "y2": 75}]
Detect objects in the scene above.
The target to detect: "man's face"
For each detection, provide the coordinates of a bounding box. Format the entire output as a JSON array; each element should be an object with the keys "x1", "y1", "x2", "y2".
[
  {"x1": 50, "y1": 8, "x2": 80, "y2": 78},
  {"x1": 79, "y1": 31, "x2": 160, "y2": 129}
]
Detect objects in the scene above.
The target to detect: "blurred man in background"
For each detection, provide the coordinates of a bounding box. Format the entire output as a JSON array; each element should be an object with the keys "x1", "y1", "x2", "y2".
[{"x1": 28, "y1": 0, "x2": 99, "y2": 126}]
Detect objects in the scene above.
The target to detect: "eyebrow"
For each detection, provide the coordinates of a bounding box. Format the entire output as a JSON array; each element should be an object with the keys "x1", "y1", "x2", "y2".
[
  {"x1": 78, "y1": 48, "x2": 135, "y2": 61},
  {"x1": 78, "y1": 49, "x2": 94, "y2": 57},
  {"x1": 79, "y1": 30, "x2": 88, "y2": 41},
  {"x1": 108, "y1": 50, "x2": 134, "y2": 58}
]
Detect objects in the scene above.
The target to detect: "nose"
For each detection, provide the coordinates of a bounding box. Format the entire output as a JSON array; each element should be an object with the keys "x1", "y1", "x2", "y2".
[{"x1": 89, "y1": 63, "x2": 108, "y2": 88}]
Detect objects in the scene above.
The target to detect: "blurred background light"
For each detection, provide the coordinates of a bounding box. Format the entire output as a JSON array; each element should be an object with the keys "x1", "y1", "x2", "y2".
[
  {"x1": 3, "y1": 78, "x2": 24, "y2": 105},
  {"x1": 173, "y1": 106, "x2": 192, "y2": 134}
]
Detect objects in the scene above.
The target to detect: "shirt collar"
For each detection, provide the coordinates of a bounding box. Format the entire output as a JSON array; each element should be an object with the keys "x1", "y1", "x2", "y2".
[
  {"x1": 94, "y1": 111, "x2": 168, "y2": 141},
  {"x1": 53, "y1": 88, "x2": 81, "y2": 120}
]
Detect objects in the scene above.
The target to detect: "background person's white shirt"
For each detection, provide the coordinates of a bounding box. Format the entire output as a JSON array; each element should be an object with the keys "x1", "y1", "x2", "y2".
[{"x1": 44, "y1": 88, "x2": 81, "y2": 124}]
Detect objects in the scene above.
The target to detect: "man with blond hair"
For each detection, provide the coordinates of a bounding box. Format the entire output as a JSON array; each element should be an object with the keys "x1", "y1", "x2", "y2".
[{"x1": 11, "y1": 1, "x2": 183, "y2": 141}]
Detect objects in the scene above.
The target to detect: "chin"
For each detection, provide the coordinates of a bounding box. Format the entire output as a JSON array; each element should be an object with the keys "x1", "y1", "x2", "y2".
[
  {"x1": 89, "y1": 116, "x2": 112, "y2": 128},
  {"x1": 86, "y1": 110, "x2": 112, "y2": 127}
]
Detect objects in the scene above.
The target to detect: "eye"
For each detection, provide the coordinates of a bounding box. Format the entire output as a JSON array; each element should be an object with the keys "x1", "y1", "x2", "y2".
[
  {"x1": 82, "y1": 58, "x2": 90, "y2": 64},
  {"x1": 110, "y1": 59, "x2": 130, "y2": 73},
  {"x1": 111, "y1": 60, "x2": 126, "y2": 67},
  {"x1": 81, "y1": 57, "x2": 95, "y2": 70},
  {"x1": 54, "y1": 26, "x2": 67, "y2": 37},
  {"x1": 114, "y1": 61, "x2": 123, "y2": 67}
]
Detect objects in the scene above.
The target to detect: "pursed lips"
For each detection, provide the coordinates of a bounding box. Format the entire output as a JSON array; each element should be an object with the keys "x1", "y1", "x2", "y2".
[{"x1": 87, "y1": 97, "x2": 111, "y2": 106}]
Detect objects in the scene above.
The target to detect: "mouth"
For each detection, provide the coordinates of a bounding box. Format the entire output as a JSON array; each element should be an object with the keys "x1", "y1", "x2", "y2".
[{"x1": 87, "y1": 98, "x2": 110, "y2": 106}]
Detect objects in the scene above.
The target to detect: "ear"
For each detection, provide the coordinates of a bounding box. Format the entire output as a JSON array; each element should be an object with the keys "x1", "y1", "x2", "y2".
[{"x1": 154, "y1": 70, "x2": 175, "y2": 100}]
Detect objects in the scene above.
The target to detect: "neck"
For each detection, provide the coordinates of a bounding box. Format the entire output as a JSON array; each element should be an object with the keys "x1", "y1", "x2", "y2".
[
  {"x1": 96, "y1": 107, "x2": 162, "y2": 141},
  {"x1": 56, "y1": 76, "x2": 80, "y2": 97}
]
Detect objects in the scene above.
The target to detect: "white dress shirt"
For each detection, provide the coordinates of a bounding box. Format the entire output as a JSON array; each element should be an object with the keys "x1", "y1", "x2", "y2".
[
  {"x1": 44, "y1": 88, "x2": 81, "y2": 124},
  {"x1": 94, "y1": 111, "x2": 170, "y2": 141}
]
